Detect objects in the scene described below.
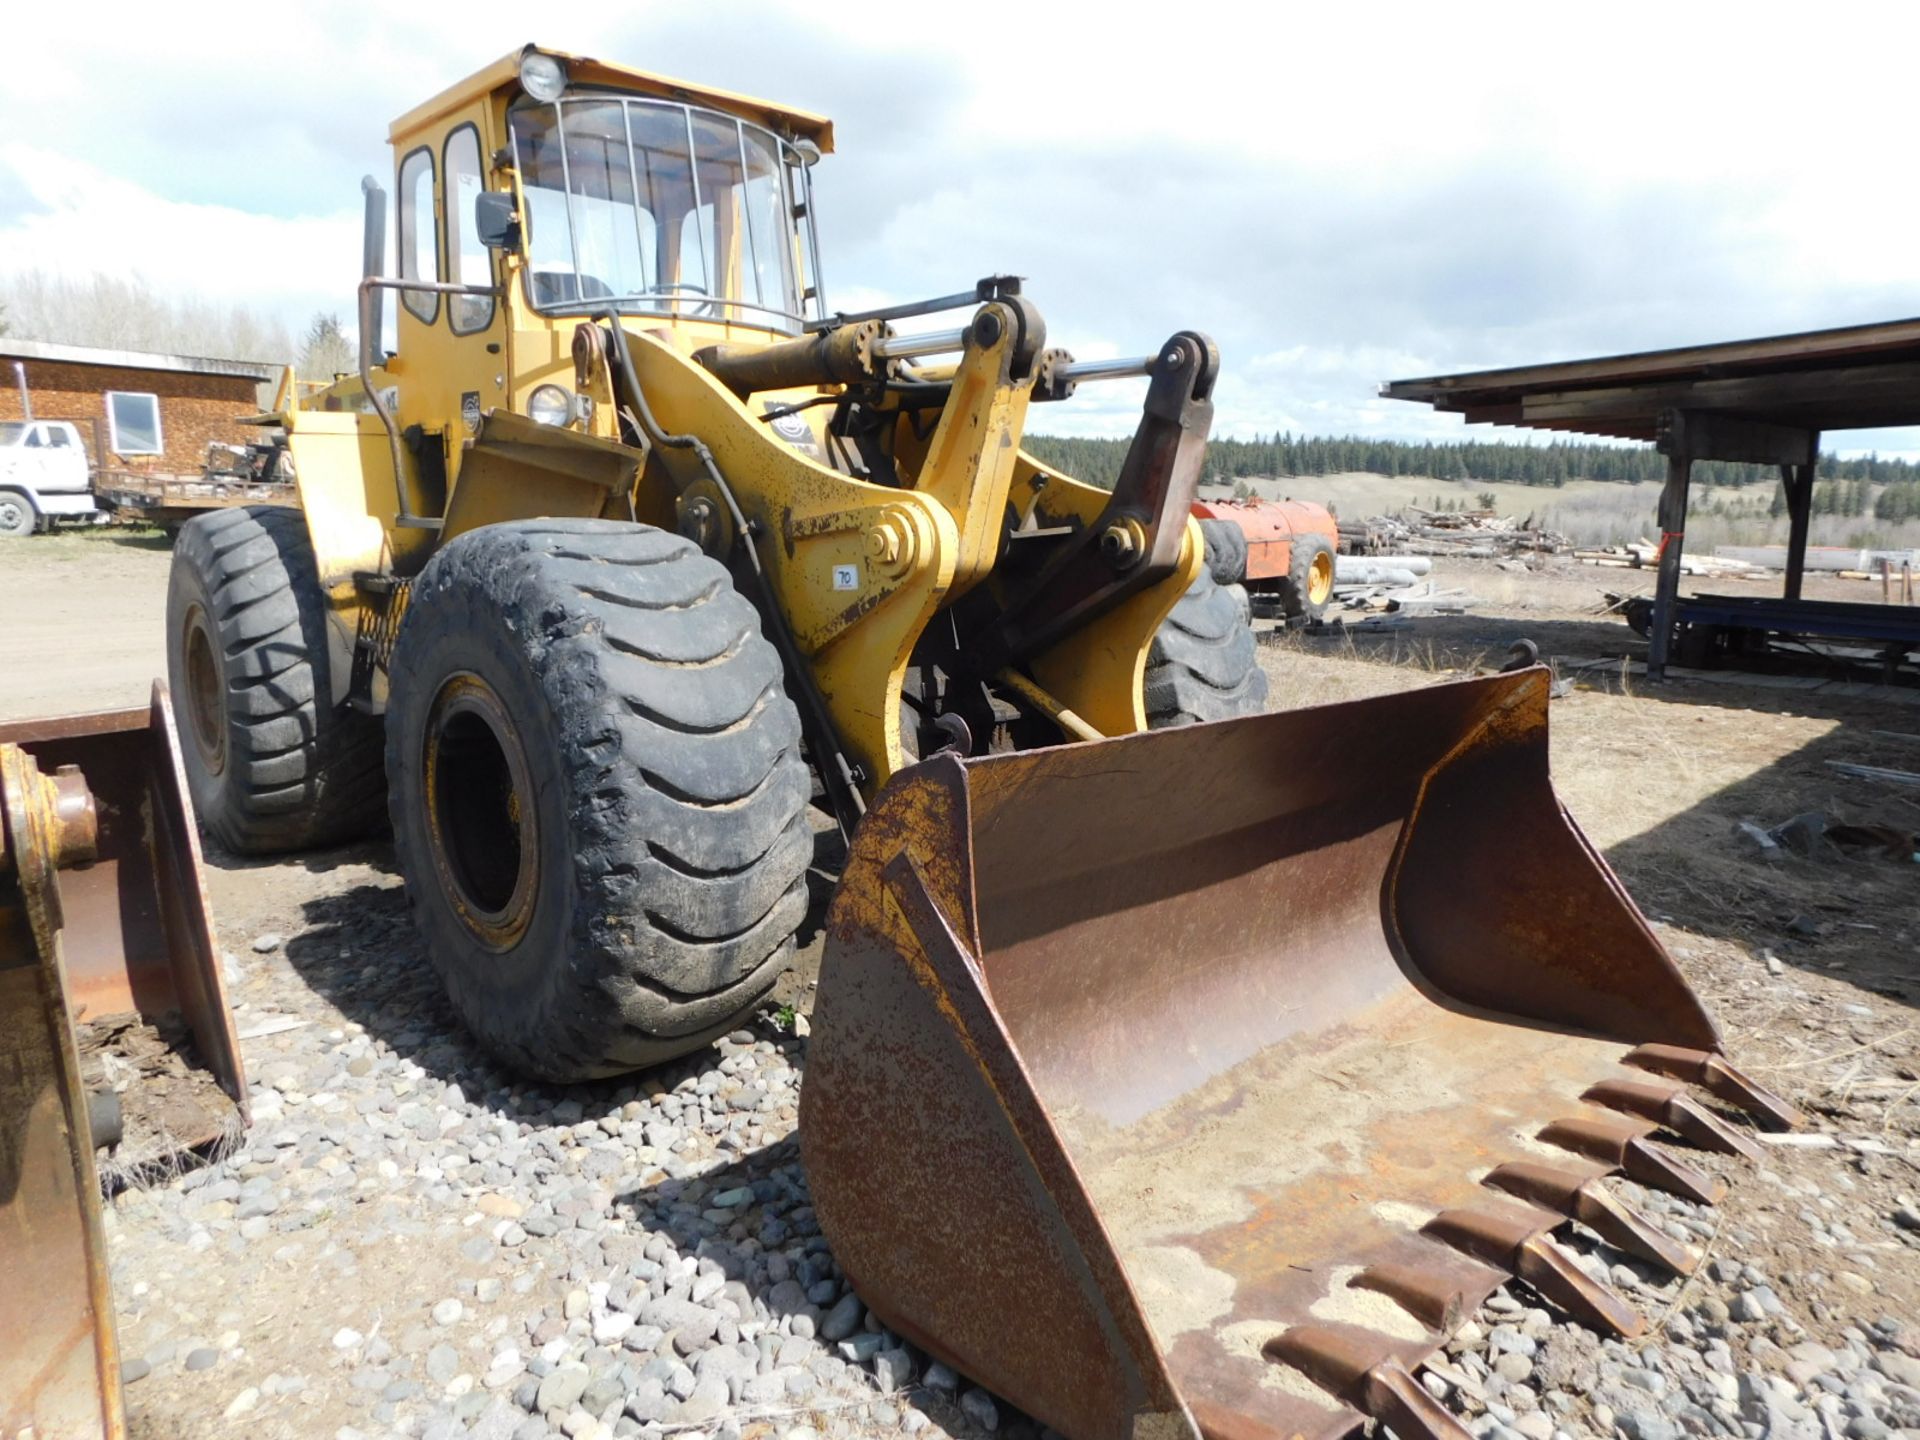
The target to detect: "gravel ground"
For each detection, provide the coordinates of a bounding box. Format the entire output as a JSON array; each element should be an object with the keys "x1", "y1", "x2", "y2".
[{"x1": 107, "y1": 856, "x2": 988, "y2": 1440}]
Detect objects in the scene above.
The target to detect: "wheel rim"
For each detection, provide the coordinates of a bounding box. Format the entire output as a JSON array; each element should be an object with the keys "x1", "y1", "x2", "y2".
[
  {"x1": 1308, "y1": 551, "x2": 1335, "y2": 606},
  {"x1": 0, "y1": 499, "x2": 26, "y2": 533},
  {"x1": 180, "y1": 603, "x2": 228, "y2": 776},
  {"x1": 423, "y1": 672, "x2": 540, "y2": 952}
]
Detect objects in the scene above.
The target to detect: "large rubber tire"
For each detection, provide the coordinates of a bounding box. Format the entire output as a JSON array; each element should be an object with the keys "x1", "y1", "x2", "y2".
[
  {"x1": 1279, "y1": 532, "x2": 1337, "y2": 620},
  {"x1": 1144, "y1": 567, "x2": 1269, "y2": 728},
  {"x1": 166, "y1": 506, "x2": 387, "y2": 853},
  {"x1": 1196, "y1": 517, "x2": 1248, "y2": 586},
  {"x1": 385, "y1": 519, "x2": 812, "y2": 1081}
]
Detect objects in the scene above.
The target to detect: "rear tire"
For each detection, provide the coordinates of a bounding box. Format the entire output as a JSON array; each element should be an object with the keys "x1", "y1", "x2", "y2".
[
  {"x1": 1144, "y1": 567, "x2": 1269, "y2": 727},
  {"x1": 385, "y1": 519, "x2": 812, "y2": 1081},
  {"x1": 165, "y1": 506, "x2": 386, "y2": 852}
]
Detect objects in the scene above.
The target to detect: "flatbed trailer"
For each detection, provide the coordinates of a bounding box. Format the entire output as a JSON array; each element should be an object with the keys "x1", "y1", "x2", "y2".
[{"x1": 92, "y1": 469, "x2": 296, "y2": 531}]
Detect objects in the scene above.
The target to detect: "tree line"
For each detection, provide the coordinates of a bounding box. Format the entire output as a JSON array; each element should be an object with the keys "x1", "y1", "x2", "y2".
[
  {"x1": 0, "y1": 270, "x2": 353, "y2": 383},
  {"x1": 1023, "y1": 432, "x2": 1920, "y2": 492}
]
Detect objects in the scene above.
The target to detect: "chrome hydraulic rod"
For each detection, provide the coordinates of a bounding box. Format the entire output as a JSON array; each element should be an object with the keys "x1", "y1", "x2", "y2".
[
  {"x1": 870, "y1": 328, "x2": 970, "y2": 361},
  {"x1": 1052, "y1": 355, "x2": 1156, "y2": 384}
]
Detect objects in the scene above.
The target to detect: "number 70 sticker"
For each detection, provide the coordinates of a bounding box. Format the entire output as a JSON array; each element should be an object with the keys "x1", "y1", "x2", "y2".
[{"x1": 832, "y1": 563, "x2": 860, "y2": 590}]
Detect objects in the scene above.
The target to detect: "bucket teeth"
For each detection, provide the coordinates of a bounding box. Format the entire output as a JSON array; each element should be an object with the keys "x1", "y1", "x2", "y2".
[
  {"x1": 1622, "y1": 1044, "x2": 1804, "y2": 1131},
  {"x1": 1582, "y1": 1079, "x2": 1765, "y2": 1161},
  {"x1": 1264, "y1": 1326, "x2": 1477, "y2": 1440},
  {"x1": 1514, "y1": 1232, "x2": 1645, "y2": 1339},
  {"x1": 1538, "y1": 1114, "x2": 1727, "y2": 1206},
  {"x1": 1484, "y1": 1162, "x2": 1700, "y2": 1276},
  {"x1": 1422, "y1": 1207, "x2": 1644, "y2": 1338},
  {"x1": 1352, "y1": 1263, "x2": 1465, "y2": 1332}
]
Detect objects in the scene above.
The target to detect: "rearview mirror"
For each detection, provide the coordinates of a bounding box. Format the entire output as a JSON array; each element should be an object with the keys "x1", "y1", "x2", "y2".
[{"x1": 474, "y1": 192, "x2": 520, "y2": 250}]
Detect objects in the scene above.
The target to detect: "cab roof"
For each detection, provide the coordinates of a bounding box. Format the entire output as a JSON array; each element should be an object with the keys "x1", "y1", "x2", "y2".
[{"x1": 389, "y1": 44, "x2": 836, "y2": 152}]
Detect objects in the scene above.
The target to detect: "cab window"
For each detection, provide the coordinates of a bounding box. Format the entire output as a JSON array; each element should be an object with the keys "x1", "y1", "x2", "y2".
[
  {"x1": 444, "y1": 125, "x2": 494, "y2": 333},
  {"x1": 398, "y1": 147, "x2": 440, "y2": 322}
]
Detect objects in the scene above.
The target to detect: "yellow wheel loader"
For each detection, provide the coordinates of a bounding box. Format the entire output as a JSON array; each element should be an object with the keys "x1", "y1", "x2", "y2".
[{"x1": 163, "y1": 45, "x2": 1799, "y2": 1440}]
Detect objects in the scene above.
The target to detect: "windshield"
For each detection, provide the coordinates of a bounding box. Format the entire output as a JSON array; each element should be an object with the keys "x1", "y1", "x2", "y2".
[
  {"x1": 510, "y1": 95, "x2": 820, "y2": 333},
  {"x1": 0, "y1": 422, "x2": 26, "y2": 444}
]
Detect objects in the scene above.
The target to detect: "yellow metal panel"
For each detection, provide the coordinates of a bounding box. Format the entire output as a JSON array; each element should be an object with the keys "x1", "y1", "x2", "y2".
[
  {"x1": 623, "y1": 330, "x2": 956, "y2": 791},
  {"x1": 1007, "y1": 452, "x2": 1201, "y2": 738},
  {"x1": 441, "y1": 411, "x2": 641, "y2": 542},
  {"x1": 904, "y1": 310, "x2": 1034, "y2": 598}
]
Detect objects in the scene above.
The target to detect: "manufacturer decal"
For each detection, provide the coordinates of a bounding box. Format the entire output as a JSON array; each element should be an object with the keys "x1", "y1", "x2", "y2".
[
  {"x1": 762, "y1": 401, "x2": 824, "y2": 458},
  {"x1": 460, "y1": 391, "x2": 482, "y2": 432}
]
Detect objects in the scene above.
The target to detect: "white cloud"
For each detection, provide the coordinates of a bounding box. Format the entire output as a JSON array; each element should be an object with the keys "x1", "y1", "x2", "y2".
[
  {"x1": 3, "y1": 0, "x2": 1916, "y2": 455},
  {"x1": 0, "y1": 144, "x2": 363, "y2": 331}
]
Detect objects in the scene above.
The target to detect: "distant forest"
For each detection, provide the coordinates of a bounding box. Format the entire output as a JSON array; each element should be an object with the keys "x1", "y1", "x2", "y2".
[{"x1": 1022, "y1": 432, "x2": 1920, "y2": 493}]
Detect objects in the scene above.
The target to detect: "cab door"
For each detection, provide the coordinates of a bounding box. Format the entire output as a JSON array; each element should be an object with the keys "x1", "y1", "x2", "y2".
[{"x1": 389, "y1": 108, "x2": 507, "y2": 518}]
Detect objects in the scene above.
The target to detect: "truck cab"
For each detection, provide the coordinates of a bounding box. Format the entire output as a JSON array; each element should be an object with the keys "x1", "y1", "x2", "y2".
[{"x1": 0, "y1": 420, "x2": 97, "y2": 536}]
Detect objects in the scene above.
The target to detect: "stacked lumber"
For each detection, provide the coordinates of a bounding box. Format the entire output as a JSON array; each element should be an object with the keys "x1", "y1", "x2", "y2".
[{"x1": 1572, "y1": 542, "x2": 1762, "y2": 577}]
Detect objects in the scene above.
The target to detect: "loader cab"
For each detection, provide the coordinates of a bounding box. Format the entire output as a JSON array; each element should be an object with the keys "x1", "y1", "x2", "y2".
[{"x1": 380, "y1": 45, "x2": 832, "y2": 477}]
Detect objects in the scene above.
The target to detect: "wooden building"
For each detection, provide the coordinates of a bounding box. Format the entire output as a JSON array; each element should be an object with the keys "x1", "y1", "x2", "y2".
[{"x1": 0, "y1": 339, "x2": 279, "y2": 474}]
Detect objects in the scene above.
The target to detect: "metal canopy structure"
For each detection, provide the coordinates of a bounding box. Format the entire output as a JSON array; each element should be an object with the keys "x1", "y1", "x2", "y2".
[{"x1": 1383, "y1": 317, "x2": 1920, "y2": 678}]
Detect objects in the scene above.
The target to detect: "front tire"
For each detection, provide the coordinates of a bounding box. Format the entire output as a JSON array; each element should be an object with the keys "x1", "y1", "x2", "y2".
[
  {"x1": 385, "y1": 519, "x2": 812, "y2": 1081},
  {"x1": 0, "y1": 489, "x2": 36, "y2": 537},
  {"x1": 1144, "y1": 567, "x2": 1269, "y2": 727},
  {"x1": 165, "y1": 506, "x2": 386, "y2": 852}
]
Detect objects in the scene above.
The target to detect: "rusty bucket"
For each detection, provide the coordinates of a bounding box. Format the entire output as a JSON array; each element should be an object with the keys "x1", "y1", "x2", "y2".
[
  {"x1": 801, "y1": 668, "x2": 1797, "y2": 1440},
  {"x1": 1, "y1": 684, "x2": 246, "y2": 1440}
]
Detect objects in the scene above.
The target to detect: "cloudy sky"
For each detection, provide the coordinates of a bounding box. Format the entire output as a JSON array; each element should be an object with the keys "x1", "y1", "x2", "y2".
[{"x1": 4, "y1": 2, "x2": 1916, "y2": 452}]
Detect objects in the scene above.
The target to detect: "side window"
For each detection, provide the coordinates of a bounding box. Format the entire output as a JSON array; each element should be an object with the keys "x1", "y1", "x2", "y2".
[
  {"x1": 398, "y1": 147, "x2": 440, "y2": 323},
  {"x1": 23, "y1": 427, "x2": 44, "y2": 448},
  {"x1": 444, "y1": 125, "x2": 495, "y2": 333},
  {"x1": 106, "y1": 393, "x2": 163, "y2": 455},
  {"x1": 46, "y1": 426, "x2": 70, "y2": 447}
]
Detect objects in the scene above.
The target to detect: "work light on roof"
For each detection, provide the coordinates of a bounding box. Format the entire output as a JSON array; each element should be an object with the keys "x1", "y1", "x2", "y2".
[{"x1": 519, "y1": 51, "x2": 568, "y2": 103}]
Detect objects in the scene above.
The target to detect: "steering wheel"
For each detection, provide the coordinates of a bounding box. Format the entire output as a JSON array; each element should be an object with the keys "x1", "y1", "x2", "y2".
[{"x1": 647, "y1": 282, "x2": 717, "y2": 318}]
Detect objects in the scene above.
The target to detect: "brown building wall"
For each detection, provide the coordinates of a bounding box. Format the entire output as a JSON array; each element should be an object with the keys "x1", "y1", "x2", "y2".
[{"x1": 0, "y1": 358, "x2": 262, "y2": 473}]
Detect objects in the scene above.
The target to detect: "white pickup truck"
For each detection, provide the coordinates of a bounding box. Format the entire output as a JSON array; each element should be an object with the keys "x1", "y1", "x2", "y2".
[{"x1": 0, "y1": 419, "x2": 100, "y2": 536}]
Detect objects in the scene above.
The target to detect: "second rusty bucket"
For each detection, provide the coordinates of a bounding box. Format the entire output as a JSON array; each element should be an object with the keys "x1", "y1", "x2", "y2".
[
  {"x1": 801, "y1": 668, "x2": 1796, "y2": 1440},
  {"x1": 1, "y1": 684, "x2": 247, "y2": 1439}
]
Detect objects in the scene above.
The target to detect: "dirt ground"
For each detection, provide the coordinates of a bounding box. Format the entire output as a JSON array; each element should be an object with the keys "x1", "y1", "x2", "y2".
[
  {"x1": 0, "y1": 528, "x2": 174, "y2": 721},
  {"x1": 1, "y1": 527, "x2": 1916, "y2": 1438}
]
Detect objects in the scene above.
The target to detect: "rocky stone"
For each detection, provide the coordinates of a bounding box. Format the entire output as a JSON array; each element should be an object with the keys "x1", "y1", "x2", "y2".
[
  {"x1": 537, "y1": 1364, "x2": 591, "y2": 1416},
  {"x1": 819, "y1": 1292, "x2": 864, "y2": 1343},
  {"x1": 960, "y1": 1387, "x2": 1000, "y2": 1431},
  {"x1": 1872, "y1": 1353, "x2": 1920, "y2": 1389}
]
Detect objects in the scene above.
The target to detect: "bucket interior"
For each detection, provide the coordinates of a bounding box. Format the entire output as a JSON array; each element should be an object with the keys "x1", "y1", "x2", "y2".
[{"x1": 955, "y1": 670, "x2": 1719, "y2": 1437}]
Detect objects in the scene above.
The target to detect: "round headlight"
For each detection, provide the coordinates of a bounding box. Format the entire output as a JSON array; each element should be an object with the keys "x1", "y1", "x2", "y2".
[
  {"x1": 527, "y1": 384, "x2": 575, "y2": 427},
  {"x1": 519, "y1": 51, "x2": 568, "y2": 104}
]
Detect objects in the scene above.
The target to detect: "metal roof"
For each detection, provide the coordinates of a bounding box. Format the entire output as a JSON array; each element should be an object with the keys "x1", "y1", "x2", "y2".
[
  {"x1": 1381, "y1": 316, "x2": 1920, "y2": 441},
  {"x1": 0, "y1": 338, "x2": 280, "y2": 384}
]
